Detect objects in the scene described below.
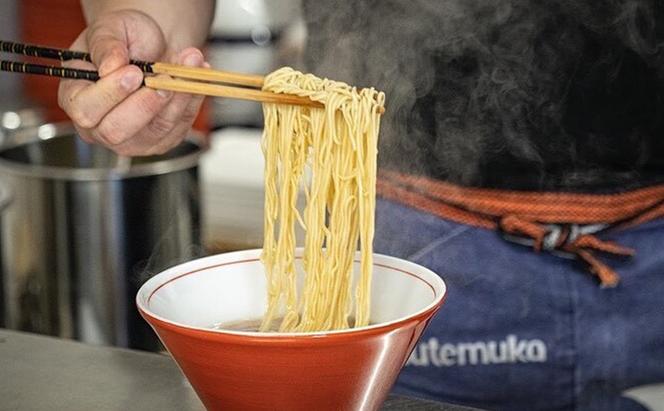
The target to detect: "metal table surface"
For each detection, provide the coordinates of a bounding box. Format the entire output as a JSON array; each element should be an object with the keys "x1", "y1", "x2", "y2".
[{"x1": 0, "y1": 329, "x2": 481, "y2": 411}]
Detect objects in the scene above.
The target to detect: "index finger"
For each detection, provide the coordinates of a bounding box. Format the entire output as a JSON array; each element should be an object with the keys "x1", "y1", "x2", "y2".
[
  {"x1": 58, "y1": 59, "x2": 144, "y2": 129},
  {"x1": 57, "y1": 57, "x2": 98, "y2": 119},
  {"x1": 86, "y1": 20, "x2": 130, "y2": 76}
]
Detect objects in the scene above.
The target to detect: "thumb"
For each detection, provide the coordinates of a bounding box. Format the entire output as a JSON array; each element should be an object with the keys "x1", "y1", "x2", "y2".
[{"x1": 86, "y1": 21, "x2": 129, "y2": 77}]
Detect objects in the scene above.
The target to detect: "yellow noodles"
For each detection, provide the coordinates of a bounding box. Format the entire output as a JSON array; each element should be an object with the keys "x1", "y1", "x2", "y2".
[{"x1": 260, "y1": 67, "x2": 385, "y2": 332}]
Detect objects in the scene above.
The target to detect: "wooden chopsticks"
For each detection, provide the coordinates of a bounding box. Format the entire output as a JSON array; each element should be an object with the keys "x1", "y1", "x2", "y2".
[
  {"x1": 0, "y1": 40, "x2": 385, "y2": 112},
  {"x1": 149, "y1": 62, "x2": 264, "y2": 88},
  {"x1": 144, "y1": 77, "x2": 328, "y2": 107}
]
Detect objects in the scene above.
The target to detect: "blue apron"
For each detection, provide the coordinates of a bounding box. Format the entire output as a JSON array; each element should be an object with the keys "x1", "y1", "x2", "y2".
[{"x1": 375, "y1": 198, "x2": 664, "y2": 411}]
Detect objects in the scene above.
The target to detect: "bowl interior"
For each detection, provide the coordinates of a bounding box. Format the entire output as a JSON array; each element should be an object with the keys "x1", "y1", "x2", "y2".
[{"x1": 138, "y1": 249, "x2": 445, "y2": 334}]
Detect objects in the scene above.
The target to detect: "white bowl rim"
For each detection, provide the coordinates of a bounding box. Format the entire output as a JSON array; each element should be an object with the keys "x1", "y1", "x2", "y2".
[{"x1": 136, "y1": 248, "x2": 447, "y2": 338}]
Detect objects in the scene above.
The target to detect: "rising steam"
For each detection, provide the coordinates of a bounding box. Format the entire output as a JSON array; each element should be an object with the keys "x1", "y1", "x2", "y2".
[{"x1": 302, "y1": 0, "x2": 663, "y2": 190}]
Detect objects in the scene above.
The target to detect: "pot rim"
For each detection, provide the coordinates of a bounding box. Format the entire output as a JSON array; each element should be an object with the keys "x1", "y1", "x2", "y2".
[{"x1": 0, "y1": 122, "x2": 205, "y2": 181}]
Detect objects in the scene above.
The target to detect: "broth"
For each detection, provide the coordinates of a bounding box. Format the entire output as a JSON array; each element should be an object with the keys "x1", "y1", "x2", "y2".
[
  {"x1": 212, "y1": 318, "x2": 277, "y2": 332},
  {"x1": 212, "y1": 317, "x2": 370, "y2": 332}
]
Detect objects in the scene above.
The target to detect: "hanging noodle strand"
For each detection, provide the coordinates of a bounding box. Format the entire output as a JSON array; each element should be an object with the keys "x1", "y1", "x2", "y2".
[{"x1": 259, "y1": 67, "x2": 385, "y2": 332}]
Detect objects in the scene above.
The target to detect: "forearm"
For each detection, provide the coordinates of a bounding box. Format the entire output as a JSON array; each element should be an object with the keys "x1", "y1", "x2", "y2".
[{"x1": 81, "y1": 0, "x2": 215, "y2": 50}]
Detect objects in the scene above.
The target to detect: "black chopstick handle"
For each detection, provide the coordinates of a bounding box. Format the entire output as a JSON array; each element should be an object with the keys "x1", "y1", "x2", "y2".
[
  {"x1": 1, "y1": 60, "x2": 100, "y2": 82},
  {"x1": 0, "y1": 40, "x2": 91, "y2": 62},
  {"x1": 0, "y1": 40, "x2": 154, "y2": 73}
]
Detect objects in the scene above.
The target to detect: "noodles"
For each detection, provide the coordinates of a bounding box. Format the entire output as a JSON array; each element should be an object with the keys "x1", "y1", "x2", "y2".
[{"x1": 260, "y1": 67, "x2": 385, "y2": 332}]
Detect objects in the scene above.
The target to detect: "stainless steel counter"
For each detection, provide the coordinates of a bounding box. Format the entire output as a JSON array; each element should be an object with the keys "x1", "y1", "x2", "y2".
[{"x1": 0, "y1": 329, "x2": 481, "y2": 411}]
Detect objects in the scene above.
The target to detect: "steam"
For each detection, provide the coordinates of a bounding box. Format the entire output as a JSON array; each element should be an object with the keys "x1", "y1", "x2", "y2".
[{"x1": 302, "y1": 0, "x2": 663, "y2": 190}]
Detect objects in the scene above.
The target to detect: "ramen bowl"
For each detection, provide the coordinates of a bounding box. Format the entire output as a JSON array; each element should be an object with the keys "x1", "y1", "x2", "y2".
[{"x1": 136, "y1": 249, "x2": 447, "y2": 411}]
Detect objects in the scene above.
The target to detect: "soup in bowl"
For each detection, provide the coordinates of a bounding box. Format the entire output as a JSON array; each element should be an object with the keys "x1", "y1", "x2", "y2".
[{"x1": 136, "y1": 248, "x2": 447, "y2": 411}]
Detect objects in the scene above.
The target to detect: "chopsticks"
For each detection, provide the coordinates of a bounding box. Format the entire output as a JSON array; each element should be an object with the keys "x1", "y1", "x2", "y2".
[
  {"x1": 0, "y1": 40, "x2": 265, "y2": 88},
  {"x1": 0, "y1": 40, "x2": 385, "y2": 114},
  {"x1": 0, "y1": 40, "x2": 154, "y2": 72}
]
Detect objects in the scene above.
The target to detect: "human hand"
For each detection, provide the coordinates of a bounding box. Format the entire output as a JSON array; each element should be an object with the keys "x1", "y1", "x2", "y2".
[{"x1": 58, "y1": 9, "x2": 206, "y2": 156}]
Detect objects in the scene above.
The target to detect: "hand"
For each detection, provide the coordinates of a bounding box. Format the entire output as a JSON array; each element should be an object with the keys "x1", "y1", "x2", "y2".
[{"x1": 58, "y1": 10, "x2": 206, "y2": 156}]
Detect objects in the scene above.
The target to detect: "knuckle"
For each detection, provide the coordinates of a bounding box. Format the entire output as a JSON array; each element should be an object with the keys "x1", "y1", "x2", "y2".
[
  {"x1": 101, "y1": 88, "x2": 123, "y2": 107},
  {"x1": 96, "y1": 123, "x2": 130, "y2": 146},
  {"x1": 180, "y1": 109, "x2": 198, "y2": 125},
  {"x1": 181, "y1": 97, "x2": 204, "y2": 124},
  {"x1": 147, "y1": 114, "x2": 177, "y2": 136},
  {"x1": 106, "y1": 132, "x2": 130, "y2": 146},
  {"x1": 69, "y1": 106, "x2": 98, "y2": 129}
]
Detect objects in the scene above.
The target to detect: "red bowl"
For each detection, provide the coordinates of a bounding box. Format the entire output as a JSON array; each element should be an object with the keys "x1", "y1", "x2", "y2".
[{"x1": 137, "y1": 249, "x2": 447, "y2": 411}]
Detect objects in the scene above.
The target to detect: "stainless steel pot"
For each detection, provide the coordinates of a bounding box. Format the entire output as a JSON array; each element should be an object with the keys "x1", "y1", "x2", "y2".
[
  {"x1": 0, "y1": 181, "x2": 11, "y2": 328},
  {"x1": 0, "y1": 98, "x2": 46, "y2": 147},
  {"x1": 0, "y1": 123, "x2": 203, "y2": 350}
]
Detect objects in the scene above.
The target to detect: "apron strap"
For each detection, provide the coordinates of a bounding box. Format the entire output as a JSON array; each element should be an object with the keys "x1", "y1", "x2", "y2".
[{"x1": 377, "y1": 171, "x2": 664, "y2": 287}]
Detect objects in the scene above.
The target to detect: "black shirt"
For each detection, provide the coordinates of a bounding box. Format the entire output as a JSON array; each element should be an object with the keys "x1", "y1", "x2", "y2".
[{"x1": 302, "y1": 0, "x2": 664, "y2": 192}]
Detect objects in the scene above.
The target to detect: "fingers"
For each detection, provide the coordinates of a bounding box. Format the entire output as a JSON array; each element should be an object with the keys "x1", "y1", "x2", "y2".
[
  {"x1": 157, "y1": 49, "x2": 205, "y2": 124},
  {"x1": 86, "y1": 17, "x2": 129, "y2": 76},
  {"x1": 91, "y1": 48, "x2": 206, "y2": 156},
  {"x1": 151, "y1": 91, "x2": 205, "y2": 154},
  {"x1": 150, "y1": 48, "x2": 206, "y2": 153},
  {"x1": 58, "y1": 30, "x2": 142, "y2": 146},
  {"x1": 61, "y1": 25, "x2": 207, "y2": 156},
  {"x1": 88, "y1": 78, "x2": 174, "y2": 149},
  {"x1": 84, "y1": 10, "x2": 166, "y2": 76},
  {"x1": 57, "y1": 33, "x2": 94, "y2": 124},
  {"x1": 59, "y1": 10, "x2": 207, "y2": 156},
  {"x1": 59, "y1": 62, "x2": 144, "y2": 130},
  {"x1": 152, "y1": 48, "x2": 205, "y2": 133}
]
